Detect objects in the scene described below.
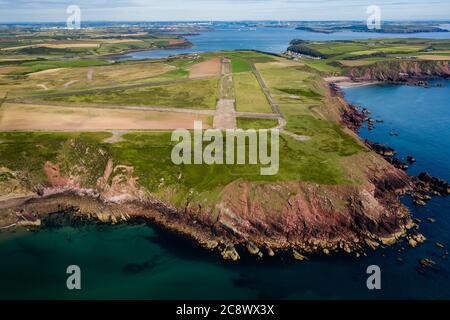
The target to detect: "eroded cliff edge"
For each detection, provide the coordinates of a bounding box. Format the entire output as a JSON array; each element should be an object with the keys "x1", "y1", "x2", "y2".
[
  {"x1": 0, "y1": 160, "x2": 416, "y2": 260},
  {"x1": 347, "y1": 60, "x2": 450, "y2": 84}
]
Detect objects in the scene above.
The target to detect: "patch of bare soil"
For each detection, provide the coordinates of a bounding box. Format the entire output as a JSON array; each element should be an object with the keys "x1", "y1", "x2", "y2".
[
  {"x1": 418, "y1": 55, "x2": 450, "y2": 61},
  {"x1": 0, "y1": 66, "x2": 25, "y2": 75},
  {"x1": 28, "y1": 68, "x2": 65, "y2": 77},
  {"x1": 189, "y1": 57, "x2": 222, "y2": 78},
  {"x1": 0, "y1": 103, "x2": 212, "y2": 131}
]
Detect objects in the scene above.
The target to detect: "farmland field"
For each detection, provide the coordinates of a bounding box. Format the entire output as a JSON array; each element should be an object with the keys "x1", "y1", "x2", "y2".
[
  {"x1": 40, "y1": 78, "x2": 220, "y2": 109},
  {"x1": 0, "y1": 47, "x2": 367, "y2": 196},
  {"x1": 233, "y1": 72, "x2": 272, "y2": 113},
  {"x1": 0, "y1": 103, "x2": 212, "y2": 131},
  {"x1": 287, "y1": 38, "x2": 450, "y2": 74},
  {"x1": 236, "y1": 117, "x2": 279, "y2": 129}
]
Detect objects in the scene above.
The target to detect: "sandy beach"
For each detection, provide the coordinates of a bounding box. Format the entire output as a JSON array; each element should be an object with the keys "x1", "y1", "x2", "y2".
[{"x1": 323, "y1": 76, "x2": 379, "y2": 88}]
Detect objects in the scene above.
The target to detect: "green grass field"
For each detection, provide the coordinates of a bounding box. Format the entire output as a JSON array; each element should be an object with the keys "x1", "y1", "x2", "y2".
[
  {"x1": 0, "y1": 49, "x2": 372, "y2": 209},
  {"x1": 288, "y1": 38, "x2": 450, "y2": 74},
  {"x1": 0, "y1": 28, "x2": 189, "y2": 58},
  {"x1": 231, "y1": 58, "x2": 252, "y2": 73},
  {"x1": 236, "y1": 118, "x2": 279, "y2": 130},
  {"x1": 42, "y1": 78, "x2": 220, "y2": 109},
  {"x1": 11, "y1": 59, "x2": 111, "y2": 75},
  {"x1": 0, "y1": 130, "x2": 359, "y2": 206},
  {"x1": 257, "y1": 62, "x2": 363, "y2": 158},
  {"x1": 234, "y1": 72, "x2": 272, "y2": 113}
]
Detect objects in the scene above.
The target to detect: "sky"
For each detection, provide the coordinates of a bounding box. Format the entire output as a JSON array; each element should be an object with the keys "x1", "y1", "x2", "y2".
[{"x1": 0, "y1": 0, "x2": 449, "y2": 23}]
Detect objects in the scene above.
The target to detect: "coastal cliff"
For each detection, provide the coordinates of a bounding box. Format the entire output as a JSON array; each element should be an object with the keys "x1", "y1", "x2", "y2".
[
  {"x1": 347, "y1": 60, "x2": 450, "y2": 83},
  {"x1": 0, "y1": 154, "x2": 415, "y2": 259}
]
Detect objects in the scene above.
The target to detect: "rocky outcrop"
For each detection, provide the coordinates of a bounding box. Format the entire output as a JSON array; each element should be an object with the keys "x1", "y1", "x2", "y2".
[
  {"x1": 414, "y1": 172, "x2": 450, "y2": 198},
  {"x1": 348, "y1": 60, "x2": 450, "y2": 84},
  {"x1": 341, "y1": 104, "x2": 366, "y2": 131},
  {"x1": 202, "y1": 172, "x2": 413, "y2": 255}
]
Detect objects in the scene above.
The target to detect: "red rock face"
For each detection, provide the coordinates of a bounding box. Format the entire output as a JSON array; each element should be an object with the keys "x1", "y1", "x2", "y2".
[
  {"x1": 208, "y1": 168, "x2": 412, "y2": 252},
  {"x1": 44, "y1": 161, "x2": 80, "y2": 188},
  {"x1": 44, "y1": 158, "x2": 146, "y2": 203},
  {"x1": 348, "y1": 60, "x2": 450, "y2": 82}
]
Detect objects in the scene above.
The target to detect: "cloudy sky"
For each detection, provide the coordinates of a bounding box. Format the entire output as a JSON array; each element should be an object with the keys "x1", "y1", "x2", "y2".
[{"x1": 0, "y1": 0, "x2": 448, "y2": 23}]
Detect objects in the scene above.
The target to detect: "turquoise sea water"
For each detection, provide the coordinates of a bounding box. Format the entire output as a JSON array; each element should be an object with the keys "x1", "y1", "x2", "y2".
[{"x1": 0, "y1": 81, "x2": 449, "y2": 300}]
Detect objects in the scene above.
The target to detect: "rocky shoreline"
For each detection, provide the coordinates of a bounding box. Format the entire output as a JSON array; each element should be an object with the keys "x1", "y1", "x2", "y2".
[
  {"x1": 332, "y1": 83, "x2": 450, "y2": 207},
  {"x1": 347, "y1": 60, "x2": 450, "y2": 87},
  {"x1": 0, "y1": 179, "x2": 417, "y2": 261}
]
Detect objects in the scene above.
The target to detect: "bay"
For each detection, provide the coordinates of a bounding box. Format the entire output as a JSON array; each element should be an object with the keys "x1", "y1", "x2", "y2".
[{"x1": 117, "y1": 25, "x2": 450, "y2": 60}]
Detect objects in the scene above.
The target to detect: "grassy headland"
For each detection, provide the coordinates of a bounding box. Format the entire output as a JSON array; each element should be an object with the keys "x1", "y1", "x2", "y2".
[{"x1": 287, "y1": 38, "x2": 450, "y2": 75}]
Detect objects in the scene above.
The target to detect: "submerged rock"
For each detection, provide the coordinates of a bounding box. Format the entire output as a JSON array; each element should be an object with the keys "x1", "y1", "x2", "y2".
[
  {"x1": 413, "y1": 198, "x2": 427, "y2": 206},
  {"x1": 436, "y1": 242, "x2": 445, "y2": 249},
  {"x1": 406, "y1": 156, "x2": 416, "y2": 164},
  {"x1": 419, "y1": 258, "x2": 436, "y2": 268}
]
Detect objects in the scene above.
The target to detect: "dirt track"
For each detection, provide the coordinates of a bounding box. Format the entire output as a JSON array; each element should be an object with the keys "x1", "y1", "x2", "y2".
[{"x1": 213, "y1": 58, "x2": 237, "y2": 130}]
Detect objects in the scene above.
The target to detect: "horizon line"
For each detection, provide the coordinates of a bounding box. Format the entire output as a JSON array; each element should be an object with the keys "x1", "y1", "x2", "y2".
[{"x1": 2, "y1": 19, "x2": 450, "y2": 25}]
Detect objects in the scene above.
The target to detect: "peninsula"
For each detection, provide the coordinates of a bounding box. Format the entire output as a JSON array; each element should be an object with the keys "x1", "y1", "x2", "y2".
[{"x1": 1, "y1": 29, "x2": 450, "y2": 260}]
